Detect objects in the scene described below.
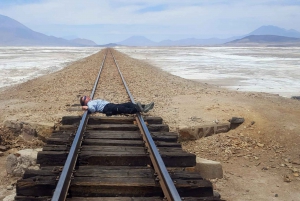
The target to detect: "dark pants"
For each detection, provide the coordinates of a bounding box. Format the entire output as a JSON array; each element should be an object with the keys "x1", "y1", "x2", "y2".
[{"x1": 102, "y1": 102, "x2": 138, "y2": 116}]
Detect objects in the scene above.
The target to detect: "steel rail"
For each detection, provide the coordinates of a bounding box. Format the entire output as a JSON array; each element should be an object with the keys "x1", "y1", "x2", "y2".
[
  {"x1": 51, "y1": 50, "x2": 108, "y2": 201},
  {"x1": 110, "y1": 49, "x2": 182, "y2": 201}
]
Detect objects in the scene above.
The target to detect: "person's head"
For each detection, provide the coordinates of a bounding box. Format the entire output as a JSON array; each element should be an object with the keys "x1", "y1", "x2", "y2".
[{"x1": 80, "y1": 96, "x2": 91, "y2": 106}]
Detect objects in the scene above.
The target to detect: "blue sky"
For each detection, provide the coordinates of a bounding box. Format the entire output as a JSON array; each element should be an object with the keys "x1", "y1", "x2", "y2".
[{"x1": 1, "y1": 0, "x2": 300, "y2": 44}]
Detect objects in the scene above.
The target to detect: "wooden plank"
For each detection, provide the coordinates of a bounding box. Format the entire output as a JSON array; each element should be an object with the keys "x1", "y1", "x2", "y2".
[
  {"x1": 61, "y1": 116, "x2": 163, "y2": 125},
  {"x1": 15, "y1": 196, "x2": 52, "y2": 201},
  {"x1": 46, "y1": 137, "x2": 72, "y2": 145},
  {"x1": 68, "y1": 197, "x2": 222, "y2": 201},
  {"x1": 46, "y1": 139, "x2": 180, "y2": 147},
  {"x1": 43, "y1": 145, "x2": 69, "y2": 151},
  {"x1": 23, "y1": 166, "x2": 204, "y2": 180},
  {"x1": 78, "y1": 146, "x2": 183, "y2": 152},
  {"x1": 37, "y1": 150, "x2": 195, "y2": 167},
  {"x1": 155, "y1": 141, "x2": 181, "y2": 147},
  {"x1": 70, "y1": 177, "x2": 213, "y2": 197},
  {"x1": 84, "y1": 131, "x2": 177, "y2": 137},
  {"x1": 42, "y1": 140, "x2": 181, "y2": 151},
  {"x1": 58, "y1": 124, "x2": 169, "y2": 132},
  {"x1": 50, "y1": 131, "x2": 178, "y2": 142},
  {"x1": 83, "y1": 139, "x2": 145, "y2": 147},
  {"x1": 79, "y1": 150, "x2": 195, "y2": 167},
  {"x1": 16, "y1": 176, "x2": 57, "y2": 196},
  {"x1": 17, "y1": 176, "x2": 212, "y2": 197},
  {"x1": 15, "y1": 197, "x2": 221, "y2": 201},
  {"x1": 67, "y1": 198, "x2": 163, "y2": 201},
  {"x1": 37, "y1": 151, "x2": 69, "y2": 166},
  {"x1": 24, "y1": 169, "x2": 205, "y2": 180}
]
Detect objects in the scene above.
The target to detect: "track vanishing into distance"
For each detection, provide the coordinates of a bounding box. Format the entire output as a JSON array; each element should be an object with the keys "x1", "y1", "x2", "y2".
[{"x1": 15, "y1": 49, "x2": 221, "y2": 201}]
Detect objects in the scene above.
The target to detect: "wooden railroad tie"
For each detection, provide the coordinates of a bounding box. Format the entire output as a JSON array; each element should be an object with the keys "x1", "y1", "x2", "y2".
[{"x1": 15, "y1": 116, "x2": 220, "y2": 200}]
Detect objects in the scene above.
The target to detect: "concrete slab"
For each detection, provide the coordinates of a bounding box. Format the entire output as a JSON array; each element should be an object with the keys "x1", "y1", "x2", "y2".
[
  {"x1": 195, "y1": 157, "x2": 223, "y2": 179},
  {"x1": 178, "y1": 122, "x2": 231, "y2": 141}
]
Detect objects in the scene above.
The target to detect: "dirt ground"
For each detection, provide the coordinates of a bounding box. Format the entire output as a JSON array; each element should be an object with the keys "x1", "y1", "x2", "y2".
[{"x1": 0, "y1": 49, "x2": 300, "y2": 201}]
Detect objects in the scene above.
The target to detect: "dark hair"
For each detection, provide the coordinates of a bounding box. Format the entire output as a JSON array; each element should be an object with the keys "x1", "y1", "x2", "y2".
[{"x1": 80, "y1": 96, "x2": 86, "y2": 106}]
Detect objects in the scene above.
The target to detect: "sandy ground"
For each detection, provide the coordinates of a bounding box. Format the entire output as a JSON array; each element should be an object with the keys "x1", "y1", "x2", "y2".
[{"x1": 0, "y1": 49, "x2": 300, "y2": 201}]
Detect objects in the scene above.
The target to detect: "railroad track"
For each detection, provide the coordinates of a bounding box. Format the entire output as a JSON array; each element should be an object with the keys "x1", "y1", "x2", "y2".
[{"x1": 15, "y1": 49, "x2": 221, "y2": 201}]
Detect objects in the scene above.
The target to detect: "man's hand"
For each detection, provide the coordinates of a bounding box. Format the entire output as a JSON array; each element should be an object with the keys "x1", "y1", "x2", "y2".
[{"x1": 82, "y1": 106, "x2": 88, "y2": 110}]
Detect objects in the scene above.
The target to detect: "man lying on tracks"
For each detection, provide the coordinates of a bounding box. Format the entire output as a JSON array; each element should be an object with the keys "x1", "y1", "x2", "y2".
[{"x1": 80, "y1": 96, "x2": 154, "y2": 116}]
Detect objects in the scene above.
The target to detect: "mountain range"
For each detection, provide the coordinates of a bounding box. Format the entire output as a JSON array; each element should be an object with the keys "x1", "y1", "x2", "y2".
[
  {"x1": 226, "y1": 35, "x2": 300, "y2": 46},
  {"x1": 1, "y1": 14, "x2": 300, "y2": 47},
  {"x1": 117, "y1": 25, "x2": 300, "y2": 46},
  {"x1": 0, "y1": 14, "x2": 97, "y2": 46}
]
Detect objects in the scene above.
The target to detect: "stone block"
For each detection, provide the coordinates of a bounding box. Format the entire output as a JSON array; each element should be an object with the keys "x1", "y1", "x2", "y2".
[
  {"x1": 195, "y1": 157, "x2": 223, "y2": 179},
  {"x1": 3, "y1": 120, "x2": 22, "y2": 136},
  {"x1": 215, "y1": 123, "x2": 231, "y2": 134},
  {"x1": 6, "y1": 148, "x2": 42, "y2": 176},
  {"x1": 178, "y1": 127, "x2": 197, "y2": 141},
  {"x1": 3, "y1": 120, "x2": 54, "y2": 142},
  {"x1": 21, "y1": 124, "x2": 37, "y2": 140},
  {"x1": 32, "y1": 122, "x2": 54, "y2": 141},
  {"x1": 178, "y1": 122, "x2": 231, "y2": 141},
  {"x1": 197, "y1": 126, "x2": 214, "y2": 138}
]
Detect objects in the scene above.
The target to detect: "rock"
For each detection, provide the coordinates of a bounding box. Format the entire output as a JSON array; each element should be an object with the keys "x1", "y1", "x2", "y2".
[
  {"x1": 291, "y1": 96, "x2": 300, "y2": 100},
  {"x1": 178, "y1": 122, "x2": 231, "y2": 141},
  {"x1": 230, "y1": 117, "x2": 245, "y2": 124},
  {"x1": 6, "y1": 185, "x2": 13, "y2": 190},
  {"x1": 3, "y1": 120, "x2": 54, "y2": 142},
  {"x1": 3, "y1": 120, "x2": 23, "y2": 136},
  {"x1": 195, "y1": 157, "x2": 223, "y2": 179},
  {"x1": 291, "y1": 159, "x2": 300, "y2": 165},
  {"x1": 6, "y1": 148, "x2": 42, "y2": 176},
  {"x1": 257, "y1": 143, "x2": 264, "y2": 147},
  {"x1": 21, "y1": 123, "x2": 37, "y2": 140},
  {"x1": 6, "y1": 154, "x2": 18, "y2": 175},
  {"x1": 0, "y1": 145, "x2": 7, "y2": 151},
  {"x1": 177, "y1": 126, "x2": 197, "y2": 141},
  {"x1": 0, "y1": 151, "x2": 4, "y2": 156},
  {"x1": 3, "y1": 193, "x2": 16, "y2": 201},
  {"x1": 33, "y1": 122, "x2": 55, "y2": 141},
  {"x1": 283, "y1": 175, "x2": 292, "y2": 182}
]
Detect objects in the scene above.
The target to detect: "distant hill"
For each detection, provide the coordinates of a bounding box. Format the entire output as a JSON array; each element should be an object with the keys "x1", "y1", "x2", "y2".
[
  {"x1": 117, "y1": 36, "x2": 157, "y2": 46},
  {"x1": 69, "y1": 38, "x2": 97, "y2": 46},
  {"x1": 116, "y1": 25, "x2": 300, "y2": 46},
  {"x1": 158, "y1": 37, "x2": 236, "y2": 46},
  {"x1": 116, "y1": 36, "x2": 237, "y2": 46},
  {"x1": 226, "y1": 35, "x2": 300, "y2": 46},
  {"x1": 0, "y1": 14, "x2": 97, "y2": 46},
  {"x1": 96, "y1": 43, "x2": 119, "y2": 47},
  {"x1": 248, "y1": 25, "x2": 300, "y2": 38}
]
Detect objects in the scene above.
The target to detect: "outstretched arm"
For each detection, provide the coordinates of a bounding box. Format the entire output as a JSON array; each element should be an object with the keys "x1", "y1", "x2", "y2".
[{"x1": 82, "y1": 106, "x2": 88, "y2": 110}]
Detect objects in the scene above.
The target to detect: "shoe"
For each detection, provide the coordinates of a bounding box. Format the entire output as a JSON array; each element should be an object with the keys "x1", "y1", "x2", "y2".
[
  {"x1": 143, "y1": 102, "x2": 154, "y2": 113},
  {"x1": 136, "y1": 102, "x2": 143, "y2": 112}
]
